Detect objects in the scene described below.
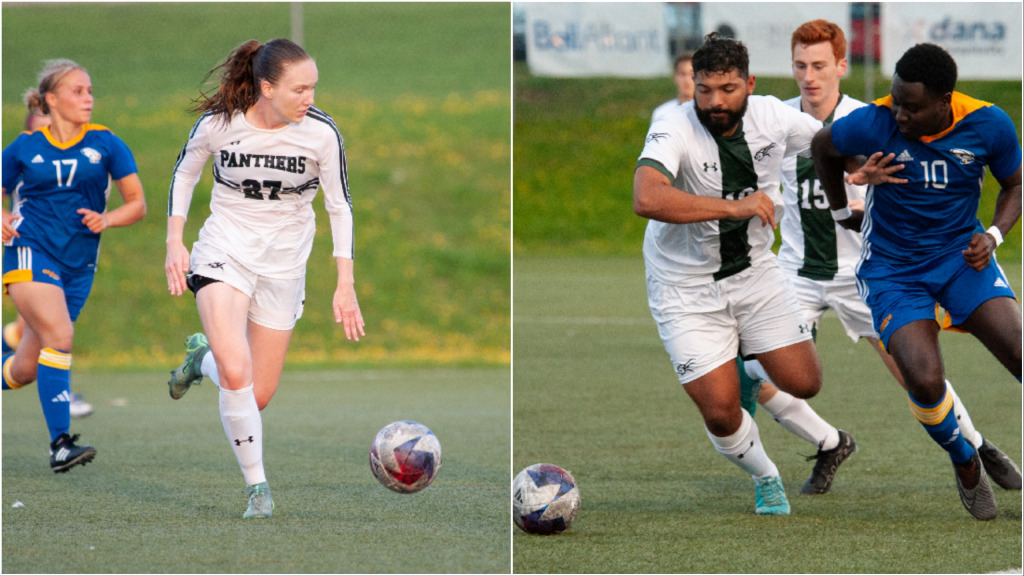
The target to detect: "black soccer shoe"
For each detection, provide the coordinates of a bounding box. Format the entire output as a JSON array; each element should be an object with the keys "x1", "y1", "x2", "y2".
[{"x1": 49, "y1": 433, "x2": 97, "y2": 474}]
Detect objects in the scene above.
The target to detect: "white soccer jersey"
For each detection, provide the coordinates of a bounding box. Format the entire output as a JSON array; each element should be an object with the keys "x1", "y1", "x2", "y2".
[
  {"x1": 777, "y1": 94, "x2": 867, "y2": 282},
  {"x1": 168, "y1": 107, "x2": 352, "y2": 279},
  {"x1": 637, "y1": 96, "x2": 822, "y2": 286},
  {"x1": 651, "y1": 98, "x2": 682, "y2": 124}
]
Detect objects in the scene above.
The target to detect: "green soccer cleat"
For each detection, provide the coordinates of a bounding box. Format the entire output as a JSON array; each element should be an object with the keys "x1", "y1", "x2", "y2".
[
  {"x1": 243, "y1": 482, "x2": 274, "y2": 519},
  {"x1": 736, "y1": 355, "x2": 762, "y2": 417},
  {"x1": 168, "y1": 333, "x2": 209, "y2": 400},
  {"x1": 755, "y1": 475, "x2": 790, "y2": 515}
]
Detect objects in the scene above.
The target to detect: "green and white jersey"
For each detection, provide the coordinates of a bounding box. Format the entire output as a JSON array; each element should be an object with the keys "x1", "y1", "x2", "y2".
[
  {"x1": 637, "y1": 96, "x2": 821, "y2": 287},
  {"x1": 777, "y1": 94, "x2": 867, "y2": 282}
]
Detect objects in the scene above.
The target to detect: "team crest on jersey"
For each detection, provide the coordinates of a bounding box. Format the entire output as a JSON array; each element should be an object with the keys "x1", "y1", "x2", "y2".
[
  {"x1": 949, "y1": 148, "x2": 975, "y2": 165},
  {"x1": 753, "y1": 143, "x2": 776, "y2": 161},
  {"x1": 646, "y1": 132, "x2": 668, "y2": 144},
  {"x1": 81, "y1": 147, "x2": 103, "y2": 164}
]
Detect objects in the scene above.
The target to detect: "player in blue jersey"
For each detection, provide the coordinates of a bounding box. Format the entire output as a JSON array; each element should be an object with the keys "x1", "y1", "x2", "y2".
[
  {"x1": 4, "y1": 108, "x2": 95, "y2": 419},
  {"x1": 2, "y1": 59, "x2": 147, "y2": 472},
  {"x1": 812, "y1": 43, "x2": 1022, "y2": 520}
]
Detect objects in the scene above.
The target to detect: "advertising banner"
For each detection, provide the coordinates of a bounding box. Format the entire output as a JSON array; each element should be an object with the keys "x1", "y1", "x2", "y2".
[
  {"x1": 701, "y1": 3, "x2": 851, "y2": 77},
  {"x1": 881, "y1": 3, "x2": 1022, "y2": 80},
  {"x1": 525, "y1": 3, "x2": 670, "y2": 78}
]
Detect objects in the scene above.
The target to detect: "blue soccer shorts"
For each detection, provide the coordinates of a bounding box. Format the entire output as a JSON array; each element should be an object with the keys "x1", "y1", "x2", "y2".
[
  {"x1": 859, "y1": 251, "x2": 1016, "y2": 348},
  {"x1": 2, "y1": 245, "x2": 95, "y2": 322}
]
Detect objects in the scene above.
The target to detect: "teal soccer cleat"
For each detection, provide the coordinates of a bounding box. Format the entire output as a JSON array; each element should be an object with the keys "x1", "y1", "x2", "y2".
[
  {"x1": 736, "y1": 355, "x2": 763, "y2": 417},
  {"x1": 168, "y1": 333, "x2": 209, "y2": 399},
  {"x1": 755, "y1": 475, "x2": 790, "y2": 515},
  {"x1": 243, "y1": 482, "x2": 274, "y2": 519}
]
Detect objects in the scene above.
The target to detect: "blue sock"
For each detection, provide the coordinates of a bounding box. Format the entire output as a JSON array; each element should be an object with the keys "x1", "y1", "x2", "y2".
[
  {"x1": 36, "y1": 348, "x2": 72, "y2": 443},
  {"x1": 908, "y1": 384, "x2": 975, "y2": 464}
]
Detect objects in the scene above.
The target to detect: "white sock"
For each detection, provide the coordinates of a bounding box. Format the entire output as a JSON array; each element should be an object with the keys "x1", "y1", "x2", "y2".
[
  {"x1": 947, "y1": 380, "x2": 983, "y2": 448},
  {"x1": 219, "y1": 385, "x2": 266, "y2": 486},
  {"x1": 744, "y1": 358, "x2": 770, "y2": 383},
  {"x1": 201, "y1": 351, "x2": 221, "y2": 388},
  {"x1": 706, "y1": 409, "x2": 779, "y2": 480},
  {"x1": 761, "y1": 389, "x2": 840, "y2": 451}
]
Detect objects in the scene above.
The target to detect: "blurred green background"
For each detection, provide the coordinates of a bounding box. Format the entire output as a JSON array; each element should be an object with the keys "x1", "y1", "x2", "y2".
[
  {"x1": 513, "y1": 61, "x2": 1023, "y2": 260},
  {"x1": 2, "y1": 2, "x2": 511, "y2": 370}
]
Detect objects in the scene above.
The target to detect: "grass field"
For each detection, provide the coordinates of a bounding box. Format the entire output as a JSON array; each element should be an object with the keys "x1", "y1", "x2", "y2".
[
  {"x1": 2, "y1": 367, "x2": 510, "y2": 573},
  {"x1": 2, "y1": 3, "x2": 511, "y2": 369},
  {"x1": 512, "y1": 256, "x2": 1022, "y2": 574}
]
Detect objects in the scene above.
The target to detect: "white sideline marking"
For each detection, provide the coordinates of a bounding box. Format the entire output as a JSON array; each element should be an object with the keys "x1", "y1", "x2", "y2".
[{"x1": 514, "y1": 316, "x2": 649, "y2": 326}]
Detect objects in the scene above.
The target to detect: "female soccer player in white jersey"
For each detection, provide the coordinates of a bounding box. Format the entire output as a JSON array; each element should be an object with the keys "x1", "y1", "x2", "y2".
[
  {"x1": 2, "y1": 59, "x2": 147, "y2": 472},
  {"x1": 164, "y1": 38, "x2": 365, "y2": 519}
]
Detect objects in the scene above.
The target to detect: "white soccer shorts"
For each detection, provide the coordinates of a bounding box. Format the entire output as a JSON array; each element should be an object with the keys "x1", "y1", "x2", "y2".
[
  {"x1": 190, "y1": 244, "x2": 305, "y2": 331},
  {"x1": 647, "y1": 262, "x2": 812, "y2": 385},
  {"x1": 780, "y1": 269, "x2": 877, "y2": 343}
]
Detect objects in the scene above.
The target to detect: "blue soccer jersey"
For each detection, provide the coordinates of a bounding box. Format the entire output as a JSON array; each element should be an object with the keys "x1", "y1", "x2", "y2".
[
  {"x1": 830, "y1": 92, "x2": 1022, "y2": 280},
  {"x1": 2, "y1": 124, "x2": 137, "y2": 271}
]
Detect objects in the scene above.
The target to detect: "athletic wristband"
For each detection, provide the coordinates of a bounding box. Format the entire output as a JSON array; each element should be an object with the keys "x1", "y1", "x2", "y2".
[
  {"x1": 986, "y1": 226, "x2": 1004, "y2": 248},
  {"x1": 830, "y1": 206, "x2": 853, "y2": 221}
]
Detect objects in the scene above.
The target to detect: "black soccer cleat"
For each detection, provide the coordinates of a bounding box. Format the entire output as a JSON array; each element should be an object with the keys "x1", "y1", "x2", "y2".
[
  {"x1": 49, "y1": 433, "x2": 97, "y2": 474},
  {"x1": 802, "y1": 430, "x2": 857, "y2": 495},
  {"x1": 976, "y1": 438, "x2": 1022, "y2": 491},
  {"x1": 953, "y1": 449, "x2": 998, "y2": 521}
]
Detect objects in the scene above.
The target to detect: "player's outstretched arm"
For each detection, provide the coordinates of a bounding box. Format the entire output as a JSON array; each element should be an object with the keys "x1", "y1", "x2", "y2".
[
  {"x1": 633, "y1": 165, "x2": 775, "y2": 228},
  {"x1": 333, "y1": 256, "x2": 365, "y2": 342},
  {"x1": 812, "y1": 125, "x2": 862, "y2": 231},
  {"x1": 845, "y1": 152, "x2": 909, "y2": 187},
  {"x1": 963, "y1": 164, "x2": 1022, "y2": 271}
]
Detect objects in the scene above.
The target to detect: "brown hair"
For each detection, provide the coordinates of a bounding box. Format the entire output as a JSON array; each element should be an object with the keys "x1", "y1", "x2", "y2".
[
  {"x1": 791, "y1": 19, "x2": 846, "y2": 64},
  {"x1": 23, "y1": 59, "x2": 86, "y2": 116},
  {"x1": 192, "y1": 38, "x2": 311, "y2": 121}
]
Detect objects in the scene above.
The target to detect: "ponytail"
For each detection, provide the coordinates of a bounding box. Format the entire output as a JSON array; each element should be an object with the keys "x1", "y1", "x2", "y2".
[{"x1": 192, "y1": 38, "x2": 310, "y2": 122}]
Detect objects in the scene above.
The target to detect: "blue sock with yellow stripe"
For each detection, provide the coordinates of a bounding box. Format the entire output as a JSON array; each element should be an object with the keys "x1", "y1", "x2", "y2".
[
  {"x1": 2, "y1": 352, "x2": 28, "y2": 390},
  {"x1": 36, "y1": 348, "x2": 72, "y2": 442},
  {"x1": 908, "y1": 383, "x2": 975, "y2": 464}
]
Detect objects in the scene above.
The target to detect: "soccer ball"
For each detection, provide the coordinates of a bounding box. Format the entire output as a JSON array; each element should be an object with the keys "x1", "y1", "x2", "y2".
[
  {"x1": 369, "y1": 420, "x2": 442, "y2": 493},
  {"x1": 512, "y1": 463, "x2": 580, "y2": 535}
]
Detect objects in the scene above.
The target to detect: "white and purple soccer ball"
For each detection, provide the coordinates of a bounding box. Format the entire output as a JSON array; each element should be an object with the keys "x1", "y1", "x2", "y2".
[
  {"x1": 369, "y1": 420, "x2": 442, "y2": 493},
  {"x1": 512, "y1": 463, "x2": 580, "y2": 535}
]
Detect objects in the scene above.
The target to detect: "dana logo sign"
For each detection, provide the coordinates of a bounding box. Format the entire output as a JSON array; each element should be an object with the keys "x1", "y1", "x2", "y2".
[
  {"x1": 883, "y1": 3, "x2": 1022, "y2": 80},
  {"x1": 525, "y1": 3, "x2": 670, "y2": 78}
]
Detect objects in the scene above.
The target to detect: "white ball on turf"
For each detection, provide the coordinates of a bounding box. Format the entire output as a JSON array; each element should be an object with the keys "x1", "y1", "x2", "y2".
[
  {"x1": 512, "y1": 463, "x2": 580, "y2": 534},
  {"x1": 369, "y1": 420, "x2": 442, "y2": 493}
]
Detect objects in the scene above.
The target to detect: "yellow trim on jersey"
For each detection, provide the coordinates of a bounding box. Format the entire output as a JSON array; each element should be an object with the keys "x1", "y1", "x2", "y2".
[
  {"x1": 39, "y1": 348, "x2": 72, "y2": 370},
  {"x1": 921, "y1": 92, "x2": 991, "y2": 143},
  {"x1": 908, "y1": 389, "x2": 954, "y2": 425},
  {"x1": 872, "y1": 92, "x2": 992, "y2": 143},
  {"x1": 41, "y1": 123, "x2": 112, "y2": 150},
  {"x1": 3, "y1": 355, "x2": 26, "y2": 389}
]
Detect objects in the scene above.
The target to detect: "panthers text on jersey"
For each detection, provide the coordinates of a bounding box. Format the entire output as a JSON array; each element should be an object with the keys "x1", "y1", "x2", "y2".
[
  {"x1": 168, "y1": 107, "x2": 353, "y2": 279},
  {"x1": 1, "y1": 124, "x2": 137, "y2": 271}
]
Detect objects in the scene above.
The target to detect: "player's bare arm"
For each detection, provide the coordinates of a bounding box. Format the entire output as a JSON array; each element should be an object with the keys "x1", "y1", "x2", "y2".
[
  {"x1": 333, "y1": 256, "x2": 365, "y2": 341},
  {"x1": 77, "y1": 173, "x2": 146, "y2": 233},
  {"x1": 633, "y1": 165, "x2": 775, "y2": 228},
  {"x1": 811, "y1": 124, "x2": 862, "y2": 231},
  {"x1": 164, "y1": 215, "x2": 190, "y2": 296},
  {"x1": 963, "y1": 164, "x2": 1022, "y2": 271}
]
